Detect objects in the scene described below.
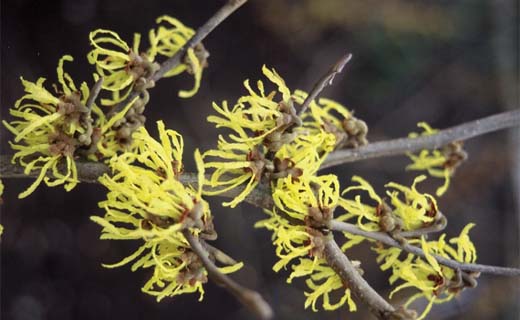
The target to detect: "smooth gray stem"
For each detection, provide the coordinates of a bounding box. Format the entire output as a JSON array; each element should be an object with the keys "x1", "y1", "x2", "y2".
[
  {"x1": 182, "y1": 230, "x2": 273, "y2": 320},
  {"x1": 321, "y1": 109, "x2": 520, "y2": 169},
  {"x1": 323, "y1": 235, "x2": 396, "y2": 319},
  {"x1": 330, "y1": 220, "x2": 520, "y2": 276},
  {"x1": 85, "y1": 77, "x2": 104, "y2": 111},
  {"x1": 298, "y1": 53, "x2": 352, "y2": 116}
]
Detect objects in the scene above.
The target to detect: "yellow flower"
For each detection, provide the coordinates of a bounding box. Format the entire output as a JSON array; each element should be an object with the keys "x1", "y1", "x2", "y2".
[
  {"x1": 256, "y1": 211, "x2": 316, "y2": 273},
  {"x1": 3, "y1": 55, "x2": 134, "y2": 198},
  {"x1": 87, "y1": 29, "x2": 158, "y2": 105},
  {"x1": 448, "y1": 223, "x2": 477, "y2": 263},
  {"x1": 88, "y1": 16, "x2": 206, "y2": 104},
  {"x1": 203, "y1": 66, "x2": 335, "y2": 207},
  {"x1": 2, "y1": 55, "x2": 95, "y2": 198},
  {"x1": 92, "y1": 95, "x2": 141, "y2": 159},
  {"x1": 274, "y1": 132, "x2": 335, "y2": 176},
  {"x1": 206, "y1": 65, "x2": 295, "y2": 147},
  {"x1": 338, "y1": 175, "x2": 438, "y2": 233},
  {"x1": 297, "y1": 259, "x2": 357, "y2": 312},
  {"x1": 91, "y1": 120, "x2": 242, "y2": 301},
  {"x1": 256, "y1": 216, "x2": 357, "y2": 313},
  {"x1": 256, "y1": 175, "x2": 357, "y2": 312},
  {"x1": 374, "y1": 224, "x2": 478, "y2": 320},
  {"x1": 272, "y1": 174, "x2": 339, "y2": 222},
  {"x1": 337, "y1": 176, "x2": 383, "y2": 232},
  {"x1": 256, "y1": 175, "x2": 339, "y2": 273},
  {"x1": 407, "y1": 122, "x2": 467, "y2": 196},
  {"x1": 294, "y1": 90, "x2": 368, "y2": 149},
  {"x1": 149, "y1": 16, "x2": 207, "y2": 98},
  {"x1": 202, "y1": 136, "x2": 263, "y2": 208},
  {"x1": 385, "y1": 175, "x2": 438, "y2": 231}
]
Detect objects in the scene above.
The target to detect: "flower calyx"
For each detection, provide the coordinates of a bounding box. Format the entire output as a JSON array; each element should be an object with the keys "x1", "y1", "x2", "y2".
[
  {"x1": 339, "y1": 116, "x2": 368, "y2": 148},
  {"x1": 306, "y1": 205, "x2": 333, "y2": 233},
  {"x1": 376, "y1": 200, "x2": 404, "y2": 234},
  {"x1": 48, "y1": 129, "x2": 78, "y2": 157},
  {"x1": 126, "y1": 50, "x2": 160, "y2": 92},
  {"x1": 441, "y1": 141, "x2": 467, "y2": 172},
  {"x1": 263, "y1": 99, "x2": 302, "y2": 153},
  {"x1": 432, "y1": 268, "x2": 479, "y2": 296}
]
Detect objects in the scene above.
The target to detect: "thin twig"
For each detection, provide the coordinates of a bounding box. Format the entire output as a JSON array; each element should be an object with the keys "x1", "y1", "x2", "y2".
[
  {"x1": 323, "y1": 235, "x2": 396, "y2": 319},
  {"x1": 182, "y1": 230, "x2": 273, "y2": 320},
  {"x1": 321, "y1": 109, "x2": 520, "y2": 169},
  {"x1": 202, "y1": 240, "x2": 239, "y2": 266},
  {"x1": 85, "y1": 77, "x2": 104, "y2": 111},
  {"x1": 330, "y1": 220, "x2": 520, "y2": 277},
  {"x1": 298, "y1": 53, "x2": 352, "y2": 116},
  {"x1": 110, "y1": 0, "x2": 248, "y2": 115},
  {"x1": 0, "y1": 155, "x2": 268, "y2": 207},
  {"x1": 0, "y1": 156, "x2": 110, "y2": 184},
  {"x1": 152, "y1": 0, "x2": 247, "y2": 82}
]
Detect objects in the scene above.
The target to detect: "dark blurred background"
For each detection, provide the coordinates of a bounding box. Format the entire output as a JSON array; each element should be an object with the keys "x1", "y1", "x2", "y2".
[{"x1": 1, "y1": 0, "x2": 519, "y2": 319}]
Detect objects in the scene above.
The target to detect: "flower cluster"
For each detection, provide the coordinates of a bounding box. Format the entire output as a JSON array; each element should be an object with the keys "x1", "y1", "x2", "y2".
[
  {"x1": 256, "y1": 175, "x2": 358, "y2": 312},
  {"x1": 407, "y1": 122, "x2": 467, "y2": 196},
  {"x1": 2, "y1": 55, "x2": 140, "y2": 198},
  {"x1": 202, "y1": 65, "x2": 372, "y2": 311},
  {"x1": 2, "y1": 8, "x2": 488, "y2": 317},
  {"x1": 150, "y1": 16, "x2": 208, "y2": 98},
  {"x1": 91, "y1": 121, "x2": 242, "y2": 301},
  {"x1": 87, "y1": 15, "x2": 206, "y2": 106},
  {"x1": 374, "y1": 224, "x2": 477, "y2": 320},
  {"x1": 294, "y1": 90, "x2": 368, "y2": 149},
  {"x1": 4, "y1": 14, "x2": 206, "y2": 199},
  {"x1": 337, "y1": 175, "x2": 440, "y2": 234},
  {"x1": 333, "y1": 175, "x2": 479, "y2": 317},
  {"x1": 203, "y1": 65, "x2": 364, "y2": 207},
  {"x1": 3, "y1": 56, "x2": 93, "y2": 198}
]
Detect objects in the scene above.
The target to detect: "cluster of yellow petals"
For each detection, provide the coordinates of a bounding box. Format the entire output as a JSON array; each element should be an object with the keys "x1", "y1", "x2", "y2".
[
  {"x1": 3, "y1": 55, "x2": 140, "y2": 198},
  {"x1": 3, "y1": 56, "x2": 87, "y2": 198},
  {"x1": 256, "y1": 174, "x2": 358, "y2": 312},
  {"x1": 294, "y1": 90, "x2": 368, "y2": 149},
  {"x1": 407, "y1": 122, "x2": 453, "y2": 196},
  {"x1": 259, "y1": 213, "x2": 356, "y2": 312},
  {"x1": 151, "y1": 16, "x2": 205, "y2": 98},
  {"x1": 203, "y1": 66, "x2": 336, "y2": 207},
  {"x1": 374, "y1": 224, "x2": 477, "y2": 320},
  {"x1": 91, "y1": 120, "x2": 242, "y2": 301},
  {"x1": 256, "y1": 211, "x2": 315, "y2": 273},
  {"x1": 3, "y1": 14, "x2": 201, "y2": 199},
  {"x1": 335, "y1": 175, "x2": 480, "y2": 317},
  {"x1": 1, "y1": 11, "x2": 484, "y2": 316},
  {"x1": 297, "y1": 259, "x2": 357, "y2": 312},
  {"x1": 87, "y1": 15, "x2": 204, "y2": 105},
  {"x1": 202, "y1": 64, "x2": 370, "y2": 312},
  {"x1": 337, "y1": 175, "x2": 438, "y2": 232},
  {"x1": 272, "y1": 174, "x2": 339, "y2": 221}
]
